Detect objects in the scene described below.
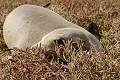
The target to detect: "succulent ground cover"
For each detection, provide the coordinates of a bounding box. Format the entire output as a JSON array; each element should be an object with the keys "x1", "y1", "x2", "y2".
[{"x1": 0, "y1": 0, "x2": 119, "y2": 80}]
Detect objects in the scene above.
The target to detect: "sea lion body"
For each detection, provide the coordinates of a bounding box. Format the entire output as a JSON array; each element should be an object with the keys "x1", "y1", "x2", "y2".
[{"x1": 3, "y1": 4, "x2": 103, "y2": 52}]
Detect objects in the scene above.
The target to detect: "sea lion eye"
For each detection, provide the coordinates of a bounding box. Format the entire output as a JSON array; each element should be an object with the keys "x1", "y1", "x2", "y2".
[
  {"x1": 83, "y1": 41, "x2": 86, "y2": 43},
  {"x1": 54, "y1": 39, "x2": 65, "y2": 46}
]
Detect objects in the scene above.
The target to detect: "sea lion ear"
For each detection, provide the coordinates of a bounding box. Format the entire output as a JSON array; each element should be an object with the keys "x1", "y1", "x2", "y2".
[{"x1": 88, "y1": 22, "x2": 101, "y2": 40}]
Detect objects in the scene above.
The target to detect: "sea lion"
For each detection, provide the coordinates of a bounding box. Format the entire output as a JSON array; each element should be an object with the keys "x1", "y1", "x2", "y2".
[{"x1": 3, "y1": 4, "x2": 103, "y2": 53}]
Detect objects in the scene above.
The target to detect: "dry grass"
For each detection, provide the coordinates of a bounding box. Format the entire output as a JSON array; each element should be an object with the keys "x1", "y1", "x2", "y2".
[{"x1": 0, "y1": 0, "x2": 120, "y2": 80}]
